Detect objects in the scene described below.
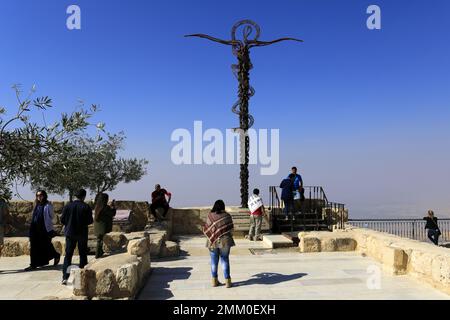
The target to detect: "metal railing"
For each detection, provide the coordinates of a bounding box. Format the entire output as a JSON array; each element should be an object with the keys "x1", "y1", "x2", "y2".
[
  {"x1": 269, "y1": 185, "x2": 346, "y2": 231},
  {"x1": 347, "y1": 218, "x2": 450, "y2": 243},
  {"x1": 325, "y1": 202, "x2": 346, "y2": 230}
]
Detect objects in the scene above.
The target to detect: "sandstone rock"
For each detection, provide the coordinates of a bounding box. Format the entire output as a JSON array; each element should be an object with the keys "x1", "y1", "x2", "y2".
[
  {"x1": 382, "y1": 246, "x2": 408, "y2": 275},
  {"x1": 103, "y1": 232, "x2": 128, "y2": 253},
  {"x1": 1, "y1": 237, "x2": 30, "y2": 256},
  {"x1": 116, "y1": 262, "x2": 139, "y2": 295},
  {"x1": 299, "y1": 237, "x2": 320, "y2": 253},
  {"x1": 129, "y1": 210, "x2": 148, "y2": 231},
  {"x1": 115, "y1": 201, "x2": 134, "y2": 209},
  {"x1": 73, "y1": 268, "x2": 96, "y2": 297},
  {"x1": 127, "y1": 237, "x2": 150, "y2": 257},
  {"x1": 15, "y1": 201, "x2": 33, "y2": 214},
  {"x1": 95, "y1": 269, "x2": 119, "y2": 297},
  {"x1": 160, "y1": 241, "x2": 180, "y2": 257},
  {"x1": 335, "y1": 238, "x2": 357, "y2": 251},
  {"x1": 320, "y1": 238, "x2": 337, "y2": 252},
  {"x1": 138, "y1": 252, "x2": 151, "y2": 279},
  {"x1": 148, "y1": 232, "x2": 166, "y2": 257},
  {"x1": 51, "y1": 201, "x2": 65, "y2": 213}
]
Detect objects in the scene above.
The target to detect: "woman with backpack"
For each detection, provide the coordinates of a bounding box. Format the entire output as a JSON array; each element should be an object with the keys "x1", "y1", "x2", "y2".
[{"x1": 93, "y1": 193, "x2": 116, "y2": 258}]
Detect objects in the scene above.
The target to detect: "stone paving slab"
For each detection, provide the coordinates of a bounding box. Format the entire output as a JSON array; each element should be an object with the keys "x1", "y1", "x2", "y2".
[
  {"x1": 138, "y1": 236, "x2": 450, "y2": 300},
  {"x1": 0, "y1": 255, "x2": 95, "y2": 300},
  {"x1": 262, "y1": 235, "x2": 294, "y2": 248}
]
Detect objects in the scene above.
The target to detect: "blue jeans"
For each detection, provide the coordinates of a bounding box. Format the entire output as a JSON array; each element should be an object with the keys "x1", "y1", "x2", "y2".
[
  {"x1": 210, "y1": 247, "x2": 231, "y2": 279},
  {"x1": 427, "y1": 229, "x2": 440, "y2": 246}
]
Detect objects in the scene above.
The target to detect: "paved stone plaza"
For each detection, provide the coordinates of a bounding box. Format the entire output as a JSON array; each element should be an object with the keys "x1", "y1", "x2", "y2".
[
  {"x1": 0, "y1": 256, "x2": 95, "y2": 300},
  {"x1": 138, "y1": 236, "x2": 450, "y2": 300},
  {"x1": 0, "y1": 236, "x2": 449, "y2": 300}
]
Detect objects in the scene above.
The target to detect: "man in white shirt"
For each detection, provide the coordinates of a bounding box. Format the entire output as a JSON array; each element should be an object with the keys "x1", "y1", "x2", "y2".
[{"x1": 246, "y1": 189, "x2": 266, "y2": 241}]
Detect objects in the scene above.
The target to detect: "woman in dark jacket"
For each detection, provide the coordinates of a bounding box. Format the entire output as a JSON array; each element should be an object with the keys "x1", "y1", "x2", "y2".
[
  {"x1": 25, "y1": 190, "x2": 60, "y2": 271},
  {"x1": 423, "y1": 210, "x2": 441, "y2": 246},
  {"x1": 93, "y1": 193, "x2": 116, "y2": 258},
  {"x1": 280, "y1": 177, "x2": 294, "y2": 220},
  {"x1": 203, "y1": 200, "x2": 235, "y2": 288}
]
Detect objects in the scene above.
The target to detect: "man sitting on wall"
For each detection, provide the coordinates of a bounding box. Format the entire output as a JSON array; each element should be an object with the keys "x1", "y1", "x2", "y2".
[{"x1": 150, "y1": 184, "x2": 172, "y2": 221}]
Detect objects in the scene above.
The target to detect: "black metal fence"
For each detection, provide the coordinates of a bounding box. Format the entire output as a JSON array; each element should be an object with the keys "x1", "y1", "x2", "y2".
[
  {"x1": 269, "y1": 186, "x2": 346, "y2": 231},
  {"x1": 347, "y1": 218, "x2": 450, "y2": 243}
]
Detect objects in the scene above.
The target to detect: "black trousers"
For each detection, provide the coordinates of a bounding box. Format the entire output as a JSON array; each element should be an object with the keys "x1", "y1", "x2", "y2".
[
  {"x1": 62, "y1": 235, "x2": 89, "y2": 280},
  {"x1": 427, "y1": 229, "x2": 440, "y2": 246},
  {"x1": 150, "y1": 202, "x2": 169, "y2": 218}
]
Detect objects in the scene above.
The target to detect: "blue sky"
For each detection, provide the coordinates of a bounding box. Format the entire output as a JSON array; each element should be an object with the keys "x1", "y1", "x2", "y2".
[{"x1": 1, "y1": 0, "x2": 449, "y2": 218}]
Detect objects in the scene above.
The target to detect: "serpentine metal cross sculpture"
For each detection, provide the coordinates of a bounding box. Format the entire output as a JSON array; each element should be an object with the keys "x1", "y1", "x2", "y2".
[{"x1": 186, "y1": 20, "x2": 303, "y2": 208}]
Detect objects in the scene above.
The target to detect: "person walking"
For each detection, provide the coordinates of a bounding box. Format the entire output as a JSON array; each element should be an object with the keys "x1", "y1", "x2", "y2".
[
  {"x1": 246, "y1": 188, "x2": 266, "y2": 241},
  {"x1": 93, "y1": 193, "x2": 116, "y2": 259},
  {"x1": 0, "y1": 198, "x2": 12, "y2": 258},
  {"x1": 423, "y1": 210, "x2": 441, "y2": 246},
  {"x1": 280, "y1": 176, "x2": 294, "y2": 220},
  {"x1": 60, "y1": 189, "x2": 93, "y2": 285},
  {"x1": 24, "y1": 190, "x2": 60, "y2": 271},
  {"x1": 203, "y1": 200, "x2": 235, "y2": 288}
]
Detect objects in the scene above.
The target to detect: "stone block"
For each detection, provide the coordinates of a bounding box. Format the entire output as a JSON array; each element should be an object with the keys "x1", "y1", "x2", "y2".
[
  {"x1": 95, "y1": 269, "x2": 119, "y2": 297},
  {"x1": 127, "y1": 237, "x2": 150, "y2": 257},
  {"x1": 299, "y1": 237, "x2": 321, "y2": 253},
  {"x1": 15, "y1": 201, "x2": 33, "y2": 214},
  {"x1": 73, "y1": 268, "x2": 97, "y2": 297},
  {"x1": 103, "y1": 232, "x2": 128, "y2": 253},
  {"x1": 116, "y1": 262, "x2": 139, "y2": 296},
  {"x1": 52, "y1": 201, "x2": 65, "y2": 213},
  {"x1": 320, "y1": 238, "x2": 337, "y2": 252},
  {"x1": 335, "y1": 237, "x2": 357, "y2": 251},
  {"x1": 1, "y1": 237, "x2": 30, "y2": 256},
  {"x1": 160, "y1": 241, "x2": 180, "y2": 257},
  {"x1": 138, "y1": 252, "x2": 151, "y2": 280},
  {"x1": 263, "y1": 235, "x2": 294, "y2": 249},
  {"x1": 114, "y1": 201, "x2": 135, "y2": 210},
  {"x1": 382, "y1": 246, "x2": 408, "y2": 275}
]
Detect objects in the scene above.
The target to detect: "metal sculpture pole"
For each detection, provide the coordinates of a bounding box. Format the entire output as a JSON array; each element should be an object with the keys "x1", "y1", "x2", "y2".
[{"x1": 186, "y1": 20, "x2": 302, "y2": 208}]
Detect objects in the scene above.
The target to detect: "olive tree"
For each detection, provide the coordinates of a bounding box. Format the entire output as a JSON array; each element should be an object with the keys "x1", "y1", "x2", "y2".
[{"x1": 0, "y1": 84, "x2": 99, "y2": 200}]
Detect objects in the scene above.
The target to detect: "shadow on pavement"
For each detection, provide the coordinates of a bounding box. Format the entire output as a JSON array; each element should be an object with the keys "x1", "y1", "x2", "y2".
[
  {"x1": 233, "y1": 272, "x2": 307, "y2": 287},
  {"x1": 0, "y1": 264, "x2": 63, "y2": 274},
  {"x1": 137, "y1": 267, "x2": 193, "y2": 300}
]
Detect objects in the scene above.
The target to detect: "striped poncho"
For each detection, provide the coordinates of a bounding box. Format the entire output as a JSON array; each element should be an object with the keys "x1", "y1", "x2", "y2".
[{"x1": 203, "y1": 211, "x2": 234, "y2": 246}]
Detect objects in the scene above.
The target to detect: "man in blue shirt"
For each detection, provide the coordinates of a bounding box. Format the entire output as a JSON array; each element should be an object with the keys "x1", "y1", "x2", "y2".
[
  {"x1": 288, "y1": 167, "x2": 305, "y2": 213},
  {"x1": 288, "y1": 167, "x2": 303, "y2": 192}
]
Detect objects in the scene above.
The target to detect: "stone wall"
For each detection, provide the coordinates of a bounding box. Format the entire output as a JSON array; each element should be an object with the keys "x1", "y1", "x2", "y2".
[
  {"x1": 4, "y1": 200, "x2": 151, "y2": 237},
  {"x1": 298, "y1": 227, "x2": 450, "y2": 295},
  {"x1": 170, "y1": 206, "x2": 270, "y2": 236}
]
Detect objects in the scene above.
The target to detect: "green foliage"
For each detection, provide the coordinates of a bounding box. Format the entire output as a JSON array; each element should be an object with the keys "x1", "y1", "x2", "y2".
[{"x1": 0, "y1": 84, "x2": 99, "y2": 200}]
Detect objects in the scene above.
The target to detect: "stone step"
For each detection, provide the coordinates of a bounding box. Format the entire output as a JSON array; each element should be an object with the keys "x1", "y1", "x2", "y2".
[
  {"x1": 281, "y1": 232, "x2": 300, "y2": 246},
  {"x1": 262, "y1": 234, "x2": 294, "y2": 248}
]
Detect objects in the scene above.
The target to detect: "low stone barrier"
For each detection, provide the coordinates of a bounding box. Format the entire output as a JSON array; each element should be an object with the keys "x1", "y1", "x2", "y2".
[
  {"x1": 71, "y1": 234, "x2": 151, "y2": 299},
  {"x1": 298, "y1": 227, "x2": 450, "y2": 294},
  {"x1": 4, "y1": 200, "x2": 151, "y2": 237}
]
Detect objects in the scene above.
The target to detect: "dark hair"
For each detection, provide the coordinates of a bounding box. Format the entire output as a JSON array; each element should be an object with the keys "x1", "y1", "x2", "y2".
[
  {"x1": 212, "y1": 200, "x2": 225, "y2": 213},
  {"x1": 253, "y1": 188, "x2": 260, "y2": 195},
  {"x1": 35, "y1": 190, "x2": 48, "y2": 205},
  {"x1": 75, "y1": 189, "x2": 87, "y2": 199},
  {"x1": 291, "y1": 167, "x2": 297, "y2": 171}
]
